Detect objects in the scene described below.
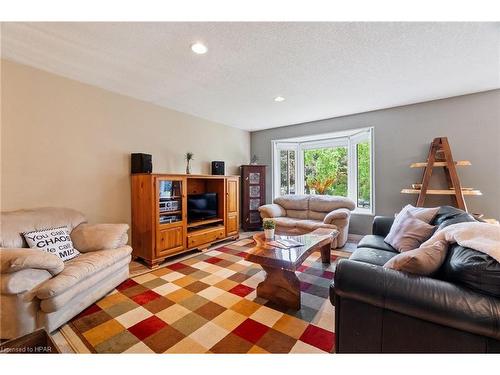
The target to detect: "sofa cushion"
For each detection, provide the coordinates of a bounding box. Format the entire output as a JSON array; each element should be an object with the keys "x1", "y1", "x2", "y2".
[
  {"x1": 274, "y1": 194, "x2": 309, "y2": 210},
  {"x1": 438, "y1": 214, "x2": 477, "y2": 230},
  {"x1": 432, "y1": 205, "x2": 477, "y2": 228},
  {"x1": 39, "y1": 255, "x2": 131, "y2": 312},
  {"x1": 309, "y1": 195, "x2": 355, "y2": 212},
  {"x1": 358, "y1": 235, "x2": 398, "y2": 253},
  {"x1": 440, "y1": 245, "x2": 500, "y2": 298},
  {"x1": 39, "y1": 267, "x2": 129, "y2": 331},
  {"x1": 35, "y1": 246, "x2": 132, "y2": 300},
  {"x1": 258, "y1": 204, "x2": 286, "y2": 219},
  {"x1": 273, "y1": 217, "x2": 298, "y2": 228},
  {"x1": 71, "y1": 223, "x2": 129, "y2": 252},
  {"x1": 350, "y1": 247, "x2": 397, "y2": 266},
  {"x1": 0, "y1": 207, "x2": 87, "y2": 248},
  {"x1": 433, "y1": 206, "x2": 477, "y2": 230},
  {"x1": 286, "y1": 210, "x2": 309, "y2": 219},
  {"x1": 308, "y1": 211, "x2": 327, "y2": 221},
  {"x1": 295, "y1": 219, "x2": 335, "y2": 231}
]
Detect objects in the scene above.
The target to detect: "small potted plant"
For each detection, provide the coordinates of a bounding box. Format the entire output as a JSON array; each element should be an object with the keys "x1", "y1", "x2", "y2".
[
  {"x1": 185, "y1": 152, "x2": 194, "y2": 174},
  {"x1": 263, "y1": 219, "x2": 276, "y2": 240}
]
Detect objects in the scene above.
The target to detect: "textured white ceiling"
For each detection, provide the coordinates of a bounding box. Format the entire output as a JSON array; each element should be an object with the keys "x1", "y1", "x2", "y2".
[{"x1": 2, "y1": 22, "x2": 499, "y2": 131}]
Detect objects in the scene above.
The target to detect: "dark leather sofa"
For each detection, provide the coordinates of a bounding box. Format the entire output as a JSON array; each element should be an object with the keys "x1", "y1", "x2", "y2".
[{"x1": 330, "y1": 206, "x2": 500, "y2": 353}]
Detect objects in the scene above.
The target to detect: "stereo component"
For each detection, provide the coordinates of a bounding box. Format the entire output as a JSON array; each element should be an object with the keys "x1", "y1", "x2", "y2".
[
  {"x1": 211, "y1": 161, "x2": 225, "y2": 175},
  {"x1": 131, "y1": 153, "x2": 152, "y2": 174},
  {"x1": 159, "y1": 200, "x2": 180, "y2": 212}
]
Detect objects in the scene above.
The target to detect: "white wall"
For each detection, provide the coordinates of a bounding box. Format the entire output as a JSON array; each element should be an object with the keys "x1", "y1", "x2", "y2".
[{"x1": 1, "y1": 60, "x2": 250, "y2": 225}]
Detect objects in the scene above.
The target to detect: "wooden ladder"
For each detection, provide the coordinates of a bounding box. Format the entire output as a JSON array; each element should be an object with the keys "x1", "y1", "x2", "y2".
[{"x1": 416, "y1": 137, "x2": 467, "y2": 210}]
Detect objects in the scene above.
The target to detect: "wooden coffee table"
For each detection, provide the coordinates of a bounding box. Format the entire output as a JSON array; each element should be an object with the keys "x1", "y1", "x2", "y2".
[{"x1": 245, "y1": 228, "x2": 338, "y2": 310}]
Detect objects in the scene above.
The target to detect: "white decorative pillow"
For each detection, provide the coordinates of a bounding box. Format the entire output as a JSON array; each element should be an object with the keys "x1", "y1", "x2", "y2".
[
  {"x1": 23, "y1": 226, "x2": 80, "y2": 262},
  {"x1": 384, "y1": 210, "x2": 435, "y2": 252},
  {"x1": 395, "y1": 204, "x2": 439, "y2": 224}
]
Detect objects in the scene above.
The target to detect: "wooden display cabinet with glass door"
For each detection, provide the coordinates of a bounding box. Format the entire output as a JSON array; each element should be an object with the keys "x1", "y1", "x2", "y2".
[{"x1": 156, "y1": 177, "x2": 186, "y2": 263}]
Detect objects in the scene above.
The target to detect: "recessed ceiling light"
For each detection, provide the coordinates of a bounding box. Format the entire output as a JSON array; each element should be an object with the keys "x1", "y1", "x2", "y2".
[
  {"x1": 191, "y1": 42, "x2": 208, "y2": 54},
  {"x1": 274, "y1": 96, "x2": 285, "y2": 102}
]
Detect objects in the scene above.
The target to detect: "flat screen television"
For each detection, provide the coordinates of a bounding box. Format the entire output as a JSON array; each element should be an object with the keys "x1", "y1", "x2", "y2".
[{"x1": 187, "y1": 192, "x2": 218, "y2": 221}]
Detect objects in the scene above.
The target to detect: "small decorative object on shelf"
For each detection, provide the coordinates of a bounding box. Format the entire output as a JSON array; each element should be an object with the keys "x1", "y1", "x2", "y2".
[
  {"x1": 240, "y1": 165, "x2": 266, "y2": 231},
  {"x1": 185, "y1": 152, "x2": 194, "y2": 174},
  {"x1": 251, "y1": 154, "x2": 259, "y2": 165},
  {"x1": 263, "y1": 219, "x2": 275, "y2": 240}
]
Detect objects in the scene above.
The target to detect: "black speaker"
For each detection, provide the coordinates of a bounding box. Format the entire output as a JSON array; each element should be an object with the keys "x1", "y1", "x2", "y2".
[
  {"x1": 211, "y1": 161, "x2": 225, "y2": 175},
  {"x1": 131, "y1": 153, "x2": 152, "y2": 174}
]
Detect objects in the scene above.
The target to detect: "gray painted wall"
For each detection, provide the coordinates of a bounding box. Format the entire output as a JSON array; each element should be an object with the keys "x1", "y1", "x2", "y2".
[{"x1": 251, "y1": 90, "x2": 500, "y2": 234}]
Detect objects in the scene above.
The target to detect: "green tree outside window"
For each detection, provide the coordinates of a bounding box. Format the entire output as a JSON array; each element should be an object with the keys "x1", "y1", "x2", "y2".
[{"x1": 304, "y1": 147, "x2": 348, "y2": 196}]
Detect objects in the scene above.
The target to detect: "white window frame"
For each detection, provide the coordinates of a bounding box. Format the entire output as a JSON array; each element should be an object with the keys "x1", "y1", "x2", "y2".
[
  {"x1": 273, "y1": 142, "x2": 299, "y2": 197},
  {"x1": 272, "y1": 127, "x2": 375, "y2": 215},
  {"x1": 349, "y1": 129, "x2": 374, "y2": 215}
]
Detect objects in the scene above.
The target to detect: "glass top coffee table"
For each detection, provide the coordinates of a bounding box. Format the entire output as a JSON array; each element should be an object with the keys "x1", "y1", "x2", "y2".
[{"x1": 245, "y1": 228, "x2": 338, "y2": 310}]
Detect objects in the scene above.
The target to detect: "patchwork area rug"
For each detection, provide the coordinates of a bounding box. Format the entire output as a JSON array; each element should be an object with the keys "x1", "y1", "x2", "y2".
[{"x1": 64, "y1": 238, "x2": 342, "y2": 353}]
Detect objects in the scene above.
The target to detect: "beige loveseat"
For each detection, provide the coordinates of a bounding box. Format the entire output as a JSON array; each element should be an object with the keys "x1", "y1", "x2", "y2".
[
  {"x1": 258, "y1": 194, "x2": 355, "y2": 248},
  {"x1": 0, "y1": 207, "x2": 132, "y2": 339}
]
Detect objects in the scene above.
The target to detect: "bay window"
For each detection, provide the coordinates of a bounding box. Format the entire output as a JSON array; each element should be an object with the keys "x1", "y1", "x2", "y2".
[{"x1": 272, "y1": 127, "x2": 374, "y2": 214}]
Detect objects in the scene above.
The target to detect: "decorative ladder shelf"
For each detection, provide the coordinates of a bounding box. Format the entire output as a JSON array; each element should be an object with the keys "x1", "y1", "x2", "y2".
[
  {"x1": 410, "y1": 161, "x2": 471, "y2": 168},
  {"x1": 401, "y1": 189, "x2": 482, "y2": 196},
  {"x1": 401, "y1": 137, "x2": 482, "y2": 212}
]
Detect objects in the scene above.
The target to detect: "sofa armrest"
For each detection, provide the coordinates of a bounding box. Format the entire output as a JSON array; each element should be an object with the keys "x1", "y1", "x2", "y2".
[
  {"x1": 1, "y1": 268, "x2": 53, "y2": 295},
  {"x1": 0, "y1": 248, "x2": 64, "y2": 276},
  {"x1": 332, "y1": 259, "x2": 500, "y2": 340},
  {"x1": 323, "y1": 208, "x2": 351, "y2": 225},
  {"x1": 71, "y1": 223, "x2": 129, "y2": 252},
  {"x1": 372, "y1": 216, "x2": 394, "y2": 236},
  {"x1": 258, "y1": 204, "x2": 286, "y2": 219}
]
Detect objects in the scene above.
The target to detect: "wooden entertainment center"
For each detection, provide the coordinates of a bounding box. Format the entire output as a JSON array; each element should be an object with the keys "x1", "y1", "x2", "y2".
[{"x1": 131, "y1": 173, "x2": 240, "y2": 268}]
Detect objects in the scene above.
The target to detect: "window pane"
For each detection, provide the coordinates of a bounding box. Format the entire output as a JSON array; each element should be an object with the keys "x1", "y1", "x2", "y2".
[
  {"x1": 279, "y1": 149, "x2": 296, "y2": 195},
  {"x1": 303, "y1": 147, "x2": 348, "y2": 196},
  {"x1": 356, "y1": 142, "x2": 371, "y2": 209}
]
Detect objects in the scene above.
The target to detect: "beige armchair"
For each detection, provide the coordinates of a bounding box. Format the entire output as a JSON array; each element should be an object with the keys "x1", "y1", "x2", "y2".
[
  {"x1": 259, "y1": 194, "x2": 355, "y2": 248},
  {"x1": 0, "y1": 207, "x2": 132, "y2": 339}
]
